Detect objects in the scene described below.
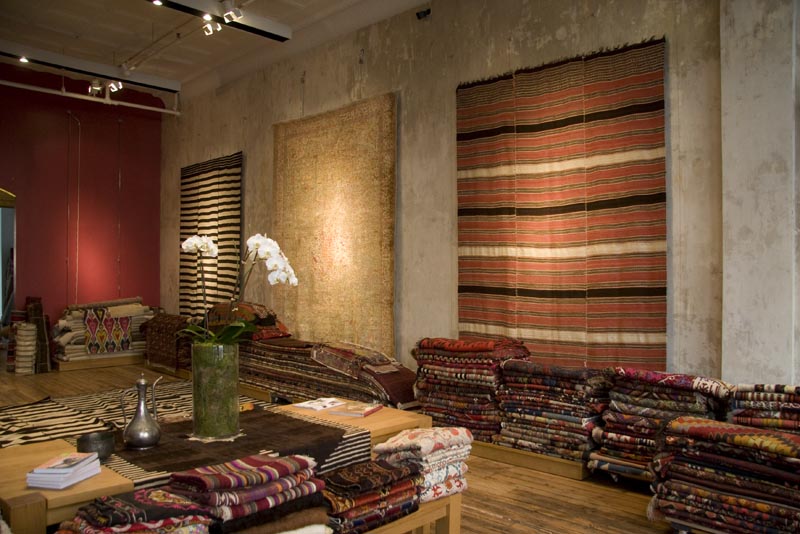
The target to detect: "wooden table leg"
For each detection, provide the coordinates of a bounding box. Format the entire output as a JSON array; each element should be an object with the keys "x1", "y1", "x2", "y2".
[
  {"x1": 1, "y1": 492, "x2": 47, "y2": 534},
  {"x1": 434, "y1": 492, "x2": 462, "y2": 534}
]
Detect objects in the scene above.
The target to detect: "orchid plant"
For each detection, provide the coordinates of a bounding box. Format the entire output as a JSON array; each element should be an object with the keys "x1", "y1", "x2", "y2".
[
  {"x1": 236, "y1": 233, "x2": 298, "y2": 300},
  {"x1": 180, "y1": 233, "x2": 298, "y2": 344}
]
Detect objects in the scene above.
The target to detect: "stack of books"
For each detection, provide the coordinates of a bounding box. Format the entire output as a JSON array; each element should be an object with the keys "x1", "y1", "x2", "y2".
[{"x1": 26, "y1": 451, "x2": 101, "y2": 489}]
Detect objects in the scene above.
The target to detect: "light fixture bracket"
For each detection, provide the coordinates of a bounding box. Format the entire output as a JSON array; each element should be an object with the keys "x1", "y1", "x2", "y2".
[{"x1": 148, "y1": 0, "x2": 291, "y2": 42}]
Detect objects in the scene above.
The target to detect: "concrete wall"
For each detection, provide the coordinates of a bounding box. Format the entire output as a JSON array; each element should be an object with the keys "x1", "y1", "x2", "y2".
[
  {"x1": 161, "y1": 0, "x2": 726, "y2": 374},
  {"x1": 720, "y1": 0, "x2": 799, "y2": 385}
]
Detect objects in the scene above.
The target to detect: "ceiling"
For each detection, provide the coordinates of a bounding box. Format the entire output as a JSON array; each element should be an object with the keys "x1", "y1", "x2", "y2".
[{"x1": 0, "y1": 0, "x2": 425, "y2": 99}]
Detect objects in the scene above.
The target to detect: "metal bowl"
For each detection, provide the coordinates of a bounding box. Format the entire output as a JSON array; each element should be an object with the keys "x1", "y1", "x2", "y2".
[{"x1": 77, "y1": 430, "x2": 117, "y2": 461}]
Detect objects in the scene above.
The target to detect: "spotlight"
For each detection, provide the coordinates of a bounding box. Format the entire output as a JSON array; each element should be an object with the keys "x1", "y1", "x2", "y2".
[
  {"x1": 108, "y1": 81, "x2": 123, "y2": 92},
  {"x1": 202, "y1": 13, "x2": 212, "y2": 21},
  {"x1": 416, "y1": 8, "x2": 431, "y2": 20},
  {"x1": 152, "y1": 0, "x2": 162, "y2": 5},
  {"x1": 222, "y1": 0, "x2": 242, "y2": 22},
  {"x1": 88, "y1": 79, "x2": 103, "y2": 96},
  {"x1": 223, "y1": 8, "x2": 242, "y2": 23},
  {"x1": 203, "y1": 21, "x2": 222, "y2": 35},
  {"x1": 19, "y1": 56, "x2": 28, "y2": 63}
]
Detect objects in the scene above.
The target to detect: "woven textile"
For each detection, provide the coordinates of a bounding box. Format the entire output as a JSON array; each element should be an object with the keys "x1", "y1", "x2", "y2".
[
  {"x1": 140, "y1": 313, "x2": 192, "y2": 371},
  {"x1": 169, "y1": 455, "x2": 316, "y2": 492},
  {"x1": 651, "y1": 418, "x2": 800, "y2": 533},
  {"x1": 77, "y1": 488, "x2": 214, "y2": 527},
  {"x1": 273, "y1": 94, "x2": 396, "y2": 356},
  {"x1": 84, "y1": 308, "x2": 132, "y2": 353},
  {"x1": 179, "y1": 152, "x2": 243, "y2": 320},
  {"x1": 239, "y1": 338, "x2": 417, "y2": 408},
  {"x1": 663, "y1": 416, "x2": 800, "y2": 462},
  {"x1": 456, "y1": 39, "x2": 666, "y2": 369},
  {"x1": 730, "y1": 383, "x2": 800, "y2": 434},
  {"x1": 320, "y1": 460, "x2": 423, "y2": 534},
  {"x1": 167, "y1": 468, "x2": 315, "y2": 506}
]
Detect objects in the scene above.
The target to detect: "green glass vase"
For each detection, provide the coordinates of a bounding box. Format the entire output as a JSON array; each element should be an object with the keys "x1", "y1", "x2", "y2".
[{"x1": 191, "y1": 342, "x2": 240, "y2": 439}]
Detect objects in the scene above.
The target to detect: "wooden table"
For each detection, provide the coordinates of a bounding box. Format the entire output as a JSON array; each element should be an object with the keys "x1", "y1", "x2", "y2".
[
  {"x1": 277, "y1": 401, "x2": 432, "y2": 446},
  {"x1": 1, "y1": 403, "x2": 438, "y2": 534},
  {"x1": 370, "y1": 493, "x2": 461, "y2": 534},
  {"x1": 0, "y1": 440, "x2": 133, "y2": 534}
]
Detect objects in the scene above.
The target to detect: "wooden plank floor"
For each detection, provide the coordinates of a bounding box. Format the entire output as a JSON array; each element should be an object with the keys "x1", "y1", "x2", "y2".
[{"x1": 0, "y1": 364, "x2": 675, "y2": 534}]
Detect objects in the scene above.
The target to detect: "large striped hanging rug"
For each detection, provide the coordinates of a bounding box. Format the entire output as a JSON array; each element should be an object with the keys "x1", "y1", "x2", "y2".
[
  {"x1": 179, "y1": 151, "x2": 244, "y2": 319},
  {"x1": 456, "y1": 38, "x2": 667, "y2": 370}
]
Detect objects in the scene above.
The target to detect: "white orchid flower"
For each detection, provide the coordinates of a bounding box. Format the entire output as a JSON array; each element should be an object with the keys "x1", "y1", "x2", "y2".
[{"x1": 182, "y1": 235, "x2": 218, "y2": 257}]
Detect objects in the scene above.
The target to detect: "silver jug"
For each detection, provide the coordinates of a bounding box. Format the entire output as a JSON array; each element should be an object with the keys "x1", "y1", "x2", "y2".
[{"x1": 121, "y1": 374, "x2": 163, "y2": 449}]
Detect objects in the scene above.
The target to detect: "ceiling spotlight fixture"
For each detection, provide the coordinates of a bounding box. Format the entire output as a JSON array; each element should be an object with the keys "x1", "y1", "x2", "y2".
[
  {"x1": 152, "y1": 0, "x2": 163, "y2": 5},
  {"x1": 108, "y1": 81, "x2": 123, "y2": 92},
  {"x1": 144, "y1": 0, "x2": 291, "y2": 42},
  {"x1": 88, "y1": 79, "x2": 103, "y2": 96},
  {"x1": 203, "y1": 21, "x2": 222, "y2": 36},
  {"x1": 222, "y1": 1, "x2": 242, "y2": 23},
  {"x1": 19, "y1": 56, "x2": 28, "y2": 63}
]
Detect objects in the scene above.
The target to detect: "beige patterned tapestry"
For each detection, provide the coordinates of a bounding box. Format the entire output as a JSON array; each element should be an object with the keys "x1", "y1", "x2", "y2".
[{"x1": 272, "y1": 93, "x2": 396, "y2": 356}]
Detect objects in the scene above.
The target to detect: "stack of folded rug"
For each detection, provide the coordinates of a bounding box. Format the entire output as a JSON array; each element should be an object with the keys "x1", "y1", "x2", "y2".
[
  {"x1": 55, "y1": 487, "x2": 215, "y2": 534},
  {"x1": 587, "y1": 368, "x2": 731, "y2": 481},
  {"x1": 51, "y1": 297, "x2": 156, "y2": 363},
  {"x1": 239, "y1": 338, "x2": 418, "y2": 409},
  {"x1": 728, "y1": 384, "x2": 800, "y2": 434},
  {"x1": 166, "y1": 454, "x2": 327, "y2": 533},
  {"x1": 495, "y1": 359, "x2": 610, "y2": 463},
  {"x1": 412, "y1": 337, "x2": 529, "y2": 442},
  {"x1": 320, "y1": 459, "x2": 423, "y2": 534},
  {"x1": 373, "y1": 426, "x2": 472, "y2": 503},
  {"x1": 649, "y1": 415, "x2": 800, "y2": 534}
]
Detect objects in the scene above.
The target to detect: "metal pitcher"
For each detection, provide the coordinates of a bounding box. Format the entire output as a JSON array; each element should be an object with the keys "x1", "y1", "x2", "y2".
[{"x1": 121, "y1": 374, "x2": 163, "y2": 449}]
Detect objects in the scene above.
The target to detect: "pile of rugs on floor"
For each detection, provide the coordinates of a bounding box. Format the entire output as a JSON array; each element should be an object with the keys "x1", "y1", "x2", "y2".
[
  {"x1": 495, "y1": 359, "x2": 610, "y2": 463},
  {"x1": 238, "y1": 338, "x2": 419, "y2": 409},
  {"x1": 412, "y1": 337, "x2": 530, "y2": 442},
  {"x1": 649, "y1": 415, "x2": 800, "y2": 534},
  {"x1": 584, "y1": 367, "x2": 731, "y2": 482},
  {"x1": 728, "y1": 384, "x2": 800, "y2": 434},
  {"x1": 53, "y1": 427, "x2": 472, "y2": 534},
  {"x1": 51, "y1": 297, "x2": 156, "y2": 363}
]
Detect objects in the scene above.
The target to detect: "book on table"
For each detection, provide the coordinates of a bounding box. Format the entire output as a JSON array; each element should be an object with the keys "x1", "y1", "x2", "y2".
[
  {"x1": 293, "y1": 397, "x2": 346, "y2": 411},
  {"x1": 26, "y1": 451, "x2": 101, "y2": 489},
  {"x1": 329, "y1": 402, "x2": 384, "y2": 417}
]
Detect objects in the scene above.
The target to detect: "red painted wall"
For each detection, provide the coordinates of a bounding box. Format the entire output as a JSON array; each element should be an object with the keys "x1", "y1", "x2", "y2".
[{"x1": 0, "y1": 67, "x2": 162, "y2": 323}]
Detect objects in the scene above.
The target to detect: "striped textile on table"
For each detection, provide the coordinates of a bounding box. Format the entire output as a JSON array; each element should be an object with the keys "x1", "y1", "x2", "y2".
[
  {"x1": 179, "y1": 151, "x2": 244, "y2": 319},
  {"x1": 275, "y1": 407, "x2": 372, "y2": 473},
  {"x1": 457, "y1": 39, "x2": 666, "y2": 370}
]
